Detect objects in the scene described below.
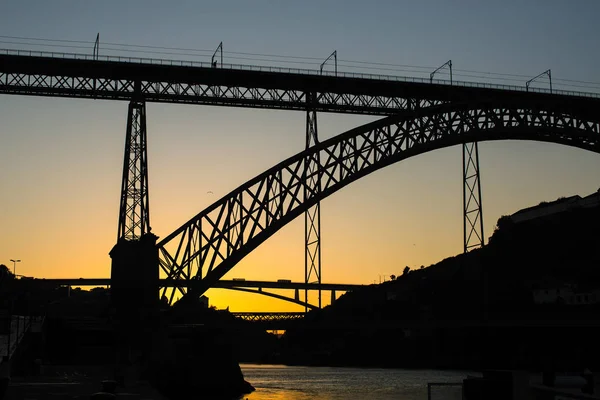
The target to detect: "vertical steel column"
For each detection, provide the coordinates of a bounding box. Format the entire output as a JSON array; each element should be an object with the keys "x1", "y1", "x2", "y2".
[
  {"x1": 117, "y1": 99, "x2": 150, "y2": 241},
  {"x1": 463, "y1": 142, "x2": 484, "y2": 252},
  {"x1": 304, "y1": 92, "x2": 321, "y2": 310}
]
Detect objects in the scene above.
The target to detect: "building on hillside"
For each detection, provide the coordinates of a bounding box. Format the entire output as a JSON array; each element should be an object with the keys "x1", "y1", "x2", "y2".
[
  {"x1": 511, "y1": 189, "x2": 600, "y2": 224},
  {"x1": 199, "y1": 295, "x2": 209, "y2": 308},
  {"x1": 532, "y1": 283, "x2": 600, "y2": 306},
  {"x1": 533, "y1": 285, "x2": 574, "y2": 304},
  {"x1": 511, "y1": 195, "x2": 581, "y2": 224},
  {"x1": 579, "y1": 190, "x2": 600, "y2": 208}
]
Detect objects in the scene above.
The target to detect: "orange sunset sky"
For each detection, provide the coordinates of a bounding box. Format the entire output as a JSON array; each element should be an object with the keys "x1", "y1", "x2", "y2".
[{"x1": 2, "y1": 1, "x2": 600, "y2": 311}]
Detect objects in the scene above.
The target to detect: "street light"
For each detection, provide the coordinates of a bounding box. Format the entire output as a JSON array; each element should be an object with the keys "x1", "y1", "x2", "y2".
[{"x1": 9, "y1": 259, "x2": 20, "y2": 275}]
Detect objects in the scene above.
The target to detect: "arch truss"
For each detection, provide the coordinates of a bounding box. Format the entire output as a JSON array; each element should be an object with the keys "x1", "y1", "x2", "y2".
[{"x1": 158, "y1": 100, "x2": 600, "y2": 304}]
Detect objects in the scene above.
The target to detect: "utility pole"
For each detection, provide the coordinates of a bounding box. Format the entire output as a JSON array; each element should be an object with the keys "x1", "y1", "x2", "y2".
[{"x1": 9, "y1": 259, "x2": 20, "y2": 276}]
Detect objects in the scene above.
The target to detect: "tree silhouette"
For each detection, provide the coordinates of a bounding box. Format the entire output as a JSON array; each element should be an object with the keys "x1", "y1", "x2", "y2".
[
  {"x1": 390, "y1": 274, "x2": 396, "y2": 281},
  {"x1": 0, "y1": 264, "x2": 14, "y2": 280}
]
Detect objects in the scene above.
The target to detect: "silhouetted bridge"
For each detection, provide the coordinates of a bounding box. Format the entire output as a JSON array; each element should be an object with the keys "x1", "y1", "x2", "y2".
[
  {"x1": 231, "y1": 315, "x2": 600, "y2": 331},
  {"x1": 28, "y1": 278, "x2": 363, "y2": 310},
  {"x1": 3, "y1": 47, "x2": 600, "y2": 310},
  {"x1": 230, "y1": 312, "x2": 306, "y2": 330},
  {"x1": 4, "y1": 49, "x2": 596, "y2": 113}
]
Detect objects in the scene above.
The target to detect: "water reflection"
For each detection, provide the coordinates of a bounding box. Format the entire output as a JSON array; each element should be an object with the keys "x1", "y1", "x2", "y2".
[{"x1": 241, "y1": 364, "x2": 472, "y2": 400}]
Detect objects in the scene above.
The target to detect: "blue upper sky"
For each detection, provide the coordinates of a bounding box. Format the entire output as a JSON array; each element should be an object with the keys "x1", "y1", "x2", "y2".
[{"x1": 2, "y1": 0, "x2": 599, "y2": 86}]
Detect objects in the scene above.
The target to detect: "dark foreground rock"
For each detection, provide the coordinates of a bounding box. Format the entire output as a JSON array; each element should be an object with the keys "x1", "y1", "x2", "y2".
[
  {"x1": 141, "y1": 318, "x2": 255, "y2": 399},
  {"x1": 41, "y1": 311, "x2": 254, "y2": 399}
]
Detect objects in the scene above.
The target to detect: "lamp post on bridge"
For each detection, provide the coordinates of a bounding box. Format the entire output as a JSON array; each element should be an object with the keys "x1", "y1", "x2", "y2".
[
  {"x1": 526, "y1": 69, "x2": 552, "y2": 93},
  {"x1": 320, "y1": 50, "x2": 337, "y2": 76},
  {"x1": 212, "y1": 42, "x2": 223, "y2": 68},
  {"x1": 9, "y1": 259, "x2": 20, "y2": 276}
]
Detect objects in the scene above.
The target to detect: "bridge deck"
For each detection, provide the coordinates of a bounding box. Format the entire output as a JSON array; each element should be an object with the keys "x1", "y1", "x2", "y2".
[
  {"x1": 23, "y1": 278, "x2": 362, "y2": 291},
  {"x1": 1, "y1": 49, "x2": 599, "y2": 115}
]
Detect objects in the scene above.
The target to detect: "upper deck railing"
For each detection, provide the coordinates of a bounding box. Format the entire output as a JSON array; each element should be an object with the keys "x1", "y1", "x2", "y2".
[{"x1": 2, "y1": 48, "x2": 599, "y2": 99}]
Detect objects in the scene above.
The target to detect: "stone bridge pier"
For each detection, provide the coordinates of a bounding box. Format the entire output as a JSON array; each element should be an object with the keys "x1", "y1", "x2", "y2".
[{"x1": 109, "y1": 233, "x2": 160, "y2": 380}]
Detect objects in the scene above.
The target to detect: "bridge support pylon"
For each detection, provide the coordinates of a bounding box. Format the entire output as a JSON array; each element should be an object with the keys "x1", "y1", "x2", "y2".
[
  {"x1": 463, "y1": 142, "x2": 485, "y2": 252},
  {"x1": 110, "y1": 97, "x2": 158, "y2": 320},
  {"x1": 117, "y1": 100, "x2": 151, "y2": 241},
  {"x1": 304, "y1": 92, "x2": 322, "y2": 310},
  {"x1": 109, "y1": 96, "x2": 159, "y2": 377}
]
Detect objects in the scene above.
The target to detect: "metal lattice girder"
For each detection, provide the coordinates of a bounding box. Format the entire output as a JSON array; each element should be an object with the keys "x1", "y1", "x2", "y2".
[
  {"x1": 0, "y1": 54, "x2": 470, "y2": 115},
  {"x1": 463, "y1": 142, "x2": 485, "y2": 252},
  {"x1": 158, "y1": 101, "x2": 600, "y2": 303},
  {"x1": 232, "y1": 312, "x2": 305, "y2": 323},
  {"x1": 305, "y1": 93, "x2": 322, "y2": 309},
  {"x1": 117, "y1": 100, "x2": 150, "y2": 241}
]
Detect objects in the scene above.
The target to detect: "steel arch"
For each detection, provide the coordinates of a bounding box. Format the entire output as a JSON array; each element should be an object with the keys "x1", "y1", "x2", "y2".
[
  {"x1": 158, "y1": 99, "x2": 600, "y2": 303},
  {"x1": 225, "y1": 287, "x2": 317, "y2": 310}
]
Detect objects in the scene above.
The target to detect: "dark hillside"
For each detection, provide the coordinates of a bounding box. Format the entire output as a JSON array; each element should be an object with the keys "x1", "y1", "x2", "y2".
[{"x1": 280, "y1": 199, "x2": 600, "y2": 370}]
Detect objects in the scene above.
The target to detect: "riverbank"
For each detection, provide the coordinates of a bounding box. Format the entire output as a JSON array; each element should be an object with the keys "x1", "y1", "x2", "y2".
[{"x1": 5, "y1": 365, "x2": 167, "y2": 399}]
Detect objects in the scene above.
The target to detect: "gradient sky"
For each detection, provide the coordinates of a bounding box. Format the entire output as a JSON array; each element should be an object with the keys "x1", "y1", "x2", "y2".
[{"x1": 1, "y1": 0, "x2": 600, "y2": 311}]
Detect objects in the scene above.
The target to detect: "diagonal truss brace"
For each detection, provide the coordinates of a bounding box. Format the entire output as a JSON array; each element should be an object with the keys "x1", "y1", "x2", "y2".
[
  {"x1": 463, "y1": 142, "x2": 484, "y2": 252},
  {"x1": 305, "y1": 92, "x2": 322, "y2": 309},
  {"x1": 157, "y1": 102, "x2": 600, "y2": 303},
  {"x1": 117, "y1": 99, "x2": 151, "y2": 241}
]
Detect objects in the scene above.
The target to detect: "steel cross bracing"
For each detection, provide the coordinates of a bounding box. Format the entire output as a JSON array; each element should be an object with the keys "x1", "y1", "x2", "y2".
[
  {"x1": 117, "y1": 100, "x2": 150, "y2": 240},
  {"x1": 0, "y1": 53, "x2": 446, "y2": 114},
  {"x1": 16, "y1": 53, "x2": 600, "y2": 116},
  {"x1": 157, "y1": 100, "x2": 600, "y2": 303},
  {"x1": 463, "y1": 142, "x2": 485, "y2": 252},
  {"x1": 3, "y1": 51, "x2": 597, "y2": 99},
  {"x1": 305, "y1": 92, "x2": 322, "y2": 309}
]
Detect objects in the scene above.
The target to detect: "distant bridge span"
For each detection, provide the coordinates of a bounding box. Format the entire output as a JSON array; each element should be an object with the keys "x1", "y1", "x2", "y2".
[
  {"x1": 30, "y1": 278, "x2": 360, "y2": 309},
  {"x1": 29, "y1": 278, "x2": 360, "y2": 291},
  {"x1": 159, "y1": 99, "x2": 600, "y2": 303}
]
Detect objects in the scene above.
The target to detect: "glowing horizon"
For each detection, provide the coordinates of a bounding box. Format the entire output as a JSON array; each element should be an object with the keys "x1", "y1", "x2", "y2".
[{"x1": 2, "y1": 0, "x2": 600, "y2": 312}]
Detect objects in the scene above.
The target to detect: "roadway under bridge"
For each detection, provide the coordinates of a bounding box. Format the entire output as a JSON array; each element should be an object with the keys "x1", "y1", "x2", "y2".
[
  {"x1": 24, "y1": 278, "x2": 363, "y2": 310},
  {"x1": 27, "y1": 278, "x2": 361, "y2": 291}
]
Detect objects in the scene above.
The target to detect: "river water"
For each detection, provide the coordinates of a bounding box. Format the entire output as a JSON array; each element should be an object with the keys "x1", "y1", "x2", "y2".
[{"x1": 240, "y1": 364, "x2": 476, "y2": 400}]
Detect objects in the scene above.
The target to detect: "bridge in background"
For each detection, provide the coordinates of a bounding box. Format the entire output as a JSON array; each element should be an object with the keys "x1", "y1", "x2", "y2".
[
  {"x1": 34, "y1": 278, "x2": 360, "y2": 291},
  {"x1": 28, "y1": 278, "x2": 362, "y2": 310},
  {"x1": 2, "y1": 47, "x2": 599, "y2": 311},
  {"x1": 231, "y1": 315, "x2": 600, "y2": 330}
]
